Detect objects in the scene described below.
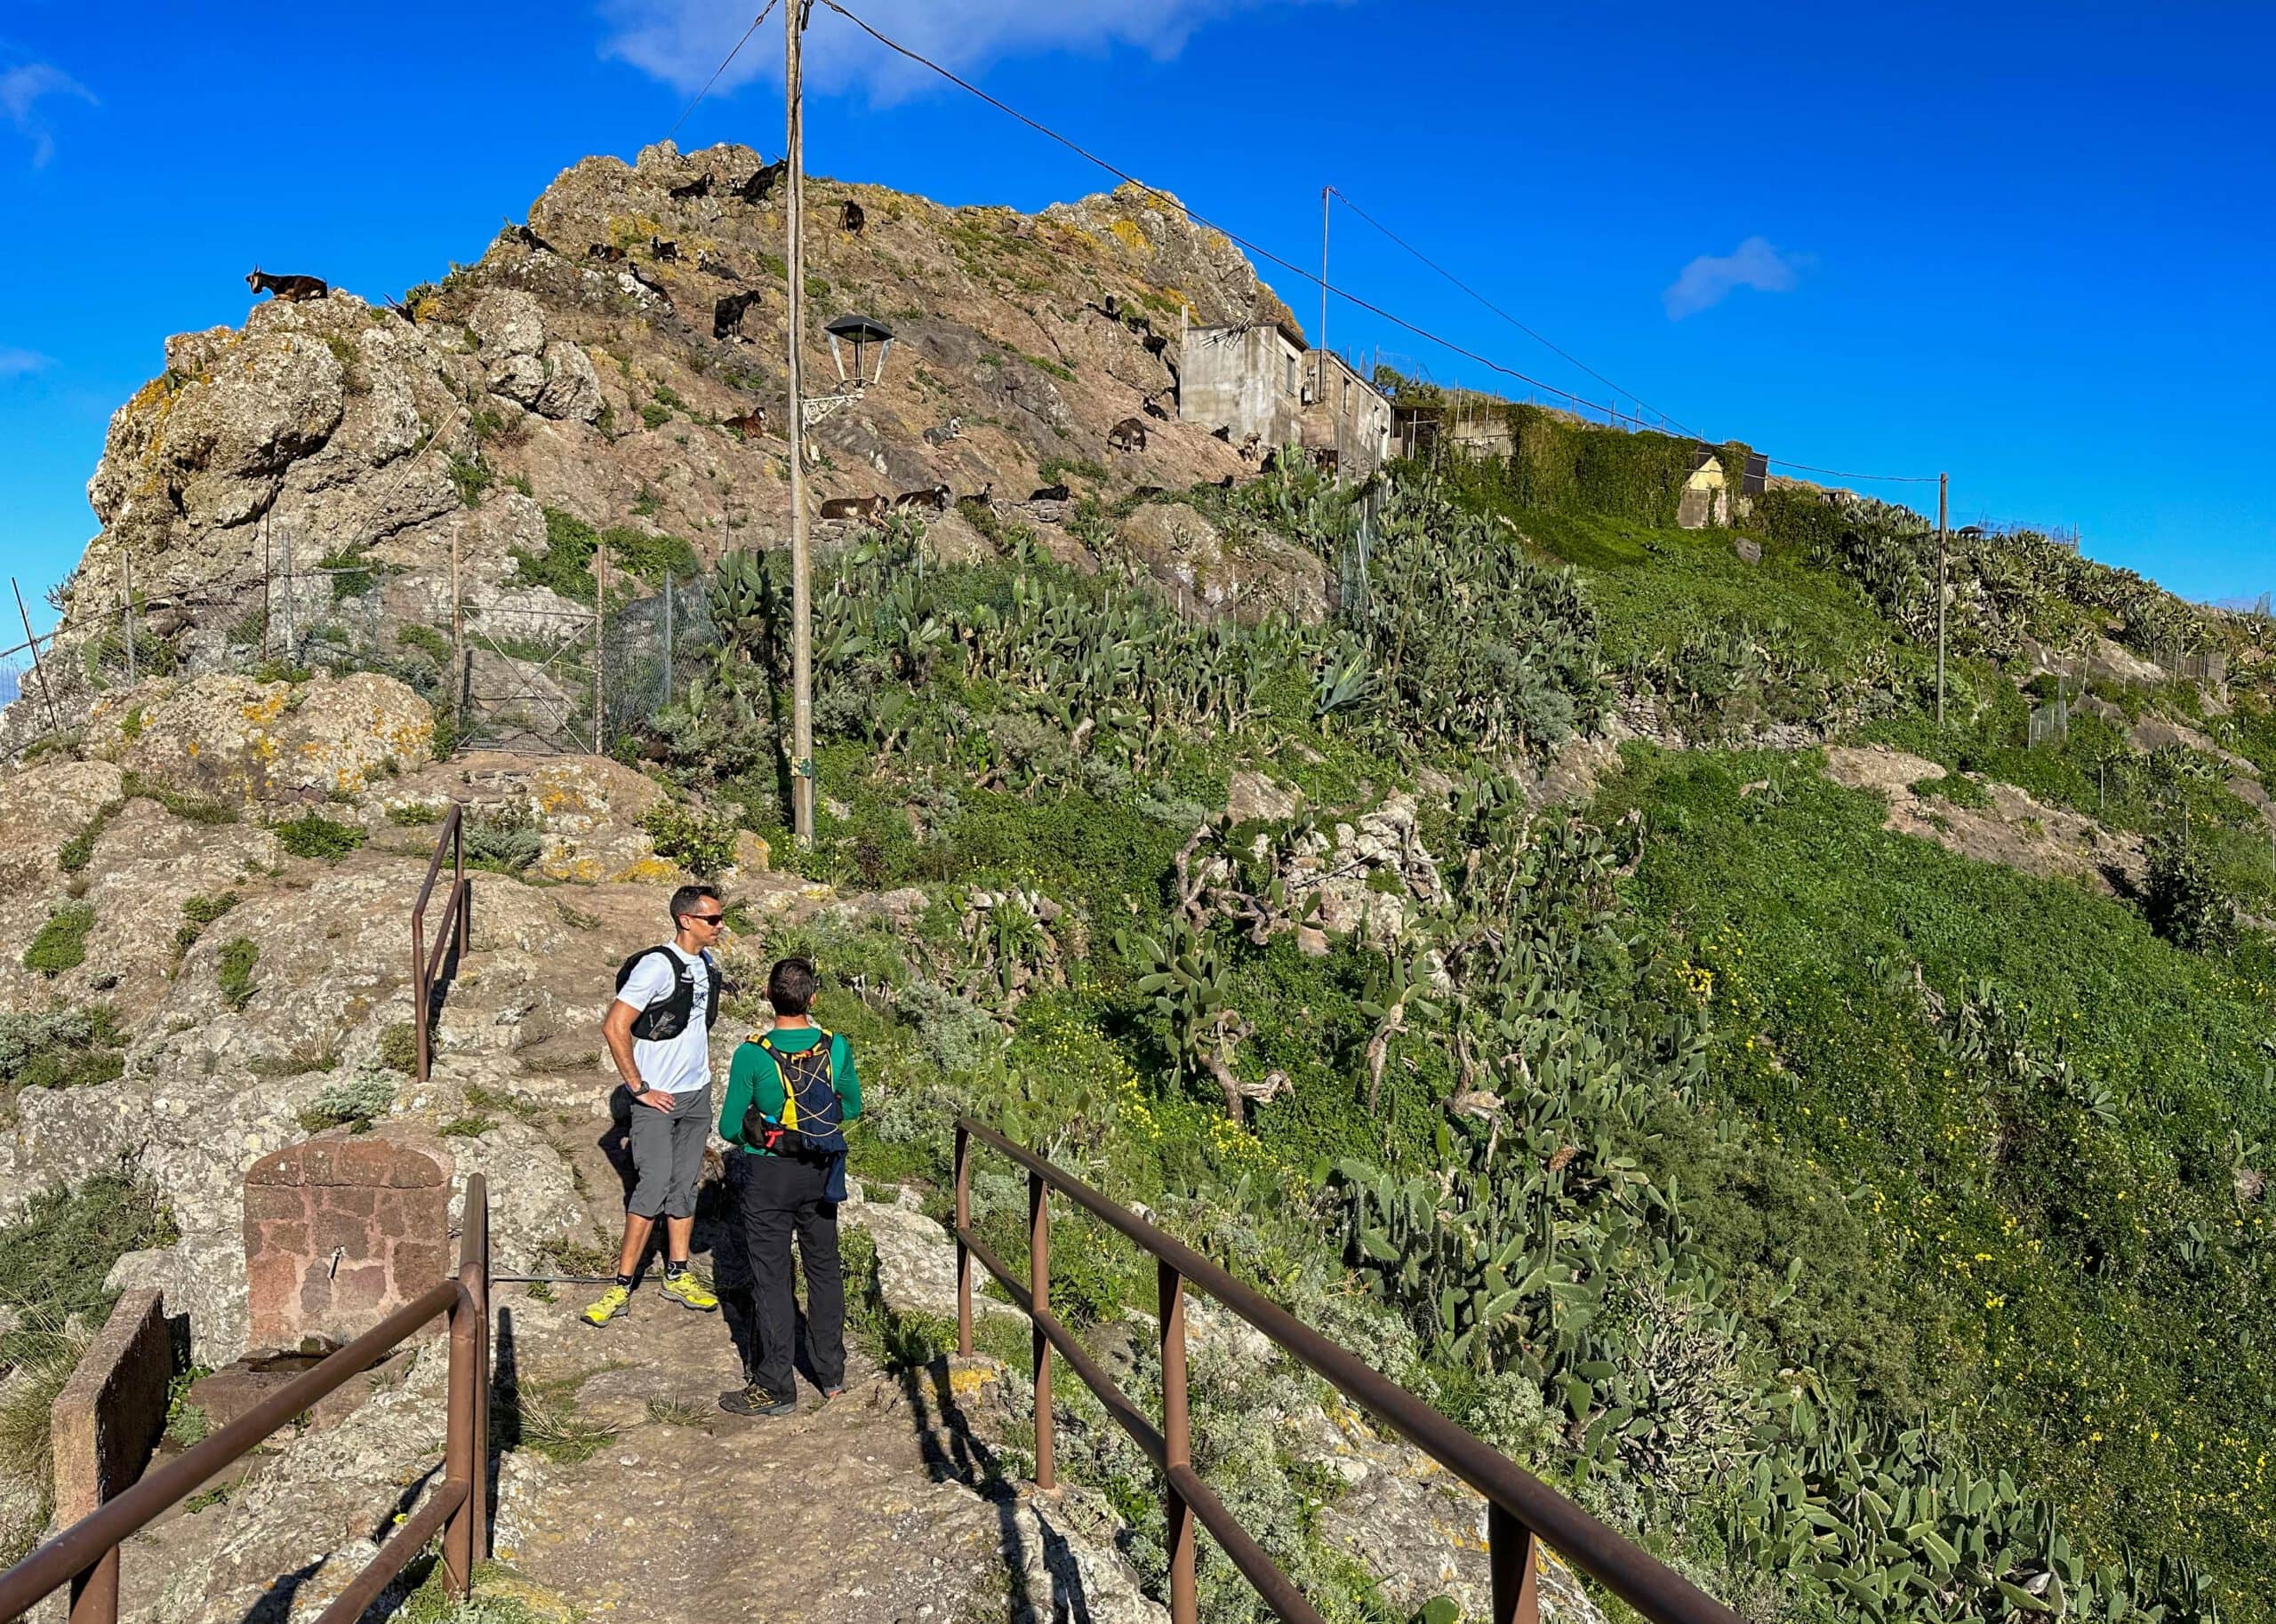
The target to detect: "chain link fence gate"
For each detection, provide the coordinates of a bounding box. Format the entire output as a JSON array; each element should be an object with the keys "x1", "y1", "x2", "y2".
[{"x1": 453, "y1": 572, "x2": 718, "y2": 756}]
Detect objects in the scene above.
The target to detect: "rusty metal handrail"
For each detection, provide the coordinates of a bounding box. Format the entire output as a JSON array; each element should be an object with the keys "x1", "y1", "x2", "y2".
[
  {"x1": 410, "y1": 801, "x2": 469, "y2": 1082},
  {"x1": 953, "y1": 1119, "x2": 1746, "y2": 1624},
  {"x1": 0, "y1": 1176, "x2": 491, "y2": 1624}
]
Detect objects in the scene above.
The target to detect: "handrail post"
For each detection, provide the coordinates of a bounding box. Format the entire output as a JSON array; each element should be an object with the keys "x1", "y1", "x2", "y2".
[
  {"x1": 441, "y1": 1174, "x2": 488, "y2": 1596},
  {"x1": 442, "y1": 1284, "x2": 476, "y2": 1594},
  {"x1": 953, "y1": 1124, "x2": 973, "y2": 1358},
  {"x1": 452, "y1": 804, "x2": 468, "y2": 961},
  {"x1": 66, "y1": 1547, "x2": 117, "y2": 1624},
  {"x1": 465, "y1": 1174, "x2": 491, "y2": 1572},
  {"x1": 1489, "y1": 1503, "x2": 1540, "y2": 1624},
  {"x1": 412, "y1": 908, "x2": 429, "y2": 1086},
  {"x1": 1029, "y1": 1167, "x2": 1054, "y2": 1492},
  {"x1": 1160, "y1": 1259, "x2": 1197, "y2": 1624}
]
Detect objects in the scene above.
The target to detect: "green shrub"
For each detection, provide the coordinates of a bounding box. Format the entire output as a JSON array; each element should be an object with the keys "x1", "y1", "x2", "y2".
[
  {"x1": 447, "y1": 453, "x2": 493, "y2": 508},
  {"x1": 273, "y1": 813, "x2": 367, "y2": 861},
  {"x1": 217, "y1": 938, "x2": 260, "y2": 1010},
  {"x1": 465, "y1": 804, "x2": 543, "y2": 873},
  {"x1": 640, "y1": 403, "x2": 672, "y2": 430},
  {"x1": 23, "y1": 904, "x2": 94, "y2": 977},
  {"x1": 121, "y1": 771, "x2": 238, "y2": 825},
  {"x1": 1913, "y1": 770, "x2": 1993, "y2": 809},
  {"x1": 642, "y1": 801, "x2": 737, "y2": 878},
  {"x1": 388, "y1": 801, "x2": 448, "y2": 827},
  {"x1": 511, "y1": 509, "x2": 601, "y2": 601},
  {"x1": 297, "y1": 1071, "x2": 397, "y2": 1133},
  {"x1": 377, "y1": 1022, "x2": 420, "y2": 1073},
  {"x1": 437, "y1": 1116, "x2": 497, "y2": 1139},
  {"x1": 0, "y1": 1006, "x2": 124, "y2": 1094},
  {"x1": 2144, "y1": 828, "x2": 2237, "y2": 951},
  {"x1": 173, "y1": 892, "x2": 239, "y2": 956},
  {"x1": 58, "y1": 798, "x2": 124, "y2": 873},
  {"x1": 397, "y1": 623, "x2": 451, "y2": 663}
]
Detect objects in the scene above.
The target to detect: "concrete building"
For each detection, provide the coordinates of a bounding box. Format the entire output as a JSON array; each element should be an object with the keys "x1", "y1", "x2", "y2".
[
  {"x1": 1177, "y1": 316, "x2": 1392, "y2": 475},
  {"x1": 1300, "y1": 349, "x2": 1394, "y2": 475}
]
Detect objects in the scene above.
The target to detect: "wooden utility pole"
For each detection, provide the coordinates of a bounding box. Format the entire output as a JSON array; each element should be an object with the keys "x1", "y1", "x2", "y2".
[
  {"x1": 593, "y1": 542, "x2": 607, "y2": 756},
  {"x1": 1935, "y1": 472, "x2": 1949, "y2": 730},
  {"x1": 784, "y1": 0, "x2": 816, "y2": 844},
  {"x1": 1318, "y1": 185, "x2": 1330, "y2": 357}
]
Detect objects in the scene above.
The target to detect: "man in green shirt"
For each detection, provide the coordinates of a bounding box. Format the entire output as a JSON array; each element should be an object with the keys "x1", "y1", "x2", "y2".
[{"x1": 717, "y1": 956, "x2": 862, "y2": 1417}]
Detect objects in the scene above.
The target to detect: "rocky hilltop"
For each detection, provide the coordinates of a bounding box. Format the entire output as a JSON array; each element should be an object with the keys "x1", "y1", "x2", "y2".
[{"x1": 36, "y1": 139, "x2": 1303, "y2": 735}]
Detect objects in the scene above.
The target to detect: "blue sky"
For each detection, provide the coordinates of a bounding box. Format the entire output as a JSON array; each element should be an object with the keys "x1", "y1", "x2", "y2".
[{"x1": 2, "y1": 0, "x2": 2270, "y2": 634}]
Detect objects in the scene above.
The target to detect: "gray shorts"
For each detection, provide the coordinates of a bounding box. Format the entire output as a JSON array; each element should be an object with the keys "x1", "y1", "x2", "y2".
[{"x1": 627, "y1": 1083, "x2": 713, "y2": 1220}]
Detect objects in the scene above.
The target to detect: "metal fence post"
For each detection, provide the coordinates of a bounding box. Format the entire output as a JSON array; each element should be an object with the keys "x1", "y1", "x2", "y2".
[
  {"x1": 1030, "y1": 1167, "x2": 1054, "y2": 1492},
  {"x1": 1160, "y1": 1259, "x2": 1197, "y2": 1624},
  {"x1": 1489, "y1": 1503, "x2": 1541, "y2": 1624},
  {"x1": 65, "y1": 1543, "x2": 117, "y2": 1624},
  {"x1": 954, "y1": 1124, "x2": 973, "y2": 1358},
  {"x1": 121, "y1": 548, "x2": 136, "y2": 687},
  {"x1": 662, "y1": 573, "x2": 675, "y2": 708}
]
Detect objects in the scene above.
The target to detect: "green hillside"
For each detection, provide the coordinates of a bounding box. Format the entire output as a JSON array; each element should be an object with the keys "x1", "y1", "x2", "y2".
[{"x1": 637, "y1": 429, "x2": 2272, "y2": 1624}]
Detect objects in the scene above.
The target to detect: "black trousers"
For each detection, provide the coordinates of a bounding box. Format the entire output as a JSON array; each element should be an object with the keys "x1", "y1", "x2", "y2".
[{"x1": 738, "y1": 1153, "x2": 845, "y2": 1399}]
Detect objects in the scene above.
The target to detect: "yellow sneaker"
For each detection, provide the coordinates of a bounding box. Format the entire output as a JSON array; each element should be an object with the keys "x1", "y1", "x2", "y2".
[
  {"x1": 659, "y1": 1271, "x2": 719, "y2": 1313},
  {"x1": 581, "y1": 1284, "x2": 631, "y2": 1326}
]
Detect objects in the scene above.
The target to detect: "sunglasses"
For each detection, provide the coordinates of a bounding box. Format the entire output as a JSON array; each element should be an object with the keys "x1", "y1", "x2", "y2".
[{"x1": 682, "y1": 911, "x2": 727, "y2": 926}]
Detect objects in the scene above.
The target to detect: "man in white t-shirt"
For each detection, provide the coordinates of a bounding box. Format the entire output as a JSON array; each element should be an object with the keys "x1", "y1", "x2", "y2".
[{"x1": 583, "y1": 884, "x2": 728, "y2": 1326}]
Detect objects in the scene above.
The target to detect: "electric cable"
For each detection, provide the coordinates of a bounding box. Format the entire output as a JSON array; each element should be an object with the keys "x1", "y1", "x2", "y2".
[
  {"x1": 816, "y1": 0, "x2": 1943, "y2": 487},
  {"x1": 1327, "y1": 185, "x2": 1699, "y2": 440},
  {"x1": 665, "y1": 0, "x2": 783, "y2": 146}
]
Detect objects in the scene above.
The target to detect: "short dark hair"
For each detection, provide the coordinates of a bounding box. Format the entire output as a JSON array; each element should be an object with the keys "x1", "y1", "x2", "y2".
[
  {"x1": 767, "y1": 956, "x2": 819, "y2": 1015},
  {"x1": 669, "y1": 884, "x2": 721, "y2": 924}
]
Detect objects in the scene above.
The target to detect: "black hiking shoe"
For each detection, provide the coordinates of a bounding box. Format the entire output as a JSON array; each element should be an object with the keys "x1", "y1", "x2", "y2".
[{"x1": 719, "y1": 1384, "x2": 796, "y2": 1418}]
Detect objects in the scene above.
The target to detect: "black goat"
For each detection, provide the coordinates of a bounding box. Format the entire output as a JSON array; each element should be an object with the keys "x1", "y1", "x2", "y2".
[
  {"x1": 1028, "y1": 483, "x2": 1070, "y2": 503},
  {"x1": 838, "y1": 199, "x2": 866, "y2": 234},
  {"x1": 738, "y1": 160, "x2": 786, "y2": 203},
  {"x1": 246, "y1": 268, "x2": 327, "y2": 302},
  {"x1": 892, "y1": 483, "x2": 951, "y2": 512},
  {"x1": 669, "y1": 172, "x2": 713, "y2": 201},
  {"x1": 714, "y1": 291, "x2": 765, "y2": 340},
  {"x1": 698, "y1": 249, "x2": 742, "y2": 283},
  {"x1": 508, "y1": 220, "x2": 556, "y2": 253},
  {"x1": 651, "y1": 236, "x2": 680, "y2": 261}
]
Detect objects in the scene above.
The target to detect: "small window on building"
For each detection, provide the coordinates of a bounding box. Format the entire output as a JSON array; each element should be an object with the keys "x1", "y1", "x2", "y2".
[{"x1": 1286, "y1": 356, "x2": 1297, "y2": 394}]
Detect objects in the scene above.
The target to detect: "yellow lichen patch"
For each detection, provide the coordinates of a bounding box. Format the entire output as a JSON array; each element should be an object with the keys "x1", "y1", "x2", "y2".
[
  {"x1": 947, "y1": 1364, "x2": 1000, "y2": 1399},
  {"x1": 241, "y1": 690, "x2": 289, "y2": 724},
  {"x1": 613, "y1": 855, "x2": 681, "y2": 884},
  {"x1": 1108, "y1": 219, "x2": 1149, "y2": 253}
]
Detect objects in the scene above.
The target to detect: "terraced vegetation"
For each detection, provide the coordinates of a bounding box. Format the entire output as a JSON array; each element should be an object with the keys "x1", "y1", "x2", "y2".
[{"x1": 612, "y1": 432, "x2": 2273, "y2": 1624}]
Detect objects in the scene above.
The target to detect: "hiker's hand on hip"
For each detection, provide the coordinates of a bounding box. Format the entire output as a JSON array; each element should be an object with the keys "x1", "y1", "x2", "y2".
[{"x1": 637, "y1": 1087, "x2": 675, "y2": 1111}]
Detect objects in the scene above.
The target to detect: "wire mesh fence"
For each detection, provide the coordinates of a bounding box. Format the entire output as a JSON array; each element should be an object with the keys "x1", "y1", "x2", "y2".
[{"x1": 1, "y1": 559, "x2": 721, "y2": 764}]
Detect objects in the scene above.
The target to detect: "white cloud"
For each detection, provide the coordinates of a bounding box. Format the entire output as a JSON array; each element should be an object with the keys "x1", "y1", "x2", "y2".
[
  {"x1": 0, "y1": 346, "x2": 51, "y2": 378},
  {"x1": 600, "y1": 0, "x2": 1302, "y2": 103},
  {"x1": 0, "y1": 61, "x2": 95, "y2": 166},
  {"x1": 1663, "y1": 236, "x2": 1805, "y2": 320}
]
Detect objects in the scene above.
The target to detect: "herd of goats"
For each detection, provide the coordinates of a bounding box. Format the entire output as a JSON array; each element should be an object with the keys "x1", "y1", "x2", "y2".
[{"x1": 241, "y1": 154, "x2": 1294, "y2": 528}]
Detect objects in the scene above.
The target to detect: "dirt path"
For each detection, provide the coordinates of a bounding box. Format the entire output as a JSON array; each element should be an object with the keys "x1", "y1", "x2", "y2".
[{"x1": 492, "y1": 1248, "x2": 1158, "y2": 1624}]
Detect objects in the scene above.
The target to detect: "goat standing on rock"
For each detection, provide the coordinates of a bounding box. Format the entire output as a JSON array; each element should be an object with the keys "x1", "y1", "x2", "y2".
[{"x1": 246, "y1": 268, "x2": 327, "y2": 303}]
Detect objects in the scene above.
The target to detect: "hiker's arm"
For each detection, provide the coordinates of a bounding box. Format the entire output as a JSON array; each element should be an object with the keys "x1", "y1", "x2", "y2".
[
  {"x1": 835, "y1": 1036, "x2": 862, "y2": 1124},
  {"x1": 718, "y1": 1044, "x2": 757, "y2": 1147},
  {"x1": 602, "y1": 999, "x2": 669, "y2": 1109}
]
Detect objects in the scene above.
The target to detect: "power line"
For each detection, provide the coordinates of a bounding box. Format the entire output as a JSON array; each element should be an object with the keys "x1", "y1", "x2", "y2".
[
  {"x1": 814, "y1": 0, "x2": 1618, "y2": 421},
  {"x1": 816, "y1": 0, "x2": 1941, "y2": 487},
  {"x1": 1326, "y1": 185, "x2": 1698, "y2": 439},
  {"x1": 1759, "y1": 459, "x2": 1943, "y2": 485},
  {"x1": 664, "y1": 0, "x2": 782, "y2": 146}
]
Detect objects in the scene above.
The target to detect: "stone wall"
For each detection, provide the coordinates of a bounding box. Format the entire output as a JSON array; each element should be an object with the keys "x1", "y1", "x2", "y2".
[
  {"x1": 51, "y1": 1288, "x2": 174, "y2": 1524},
  {"x1": 243, "y1": 1130, "x2": 453, "y2": 1354}
]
